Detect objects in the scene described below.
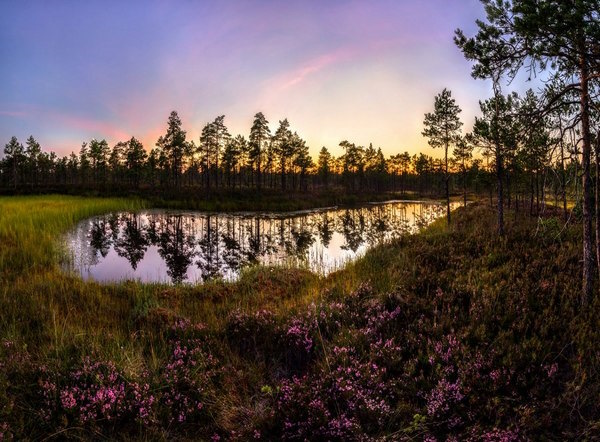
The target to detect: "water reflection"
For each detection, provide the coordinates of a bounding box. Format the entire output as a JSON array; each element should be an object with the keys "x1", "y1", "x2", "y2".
[{"x1": 65, "y1": 201, "x2": 456, "y2": 284}]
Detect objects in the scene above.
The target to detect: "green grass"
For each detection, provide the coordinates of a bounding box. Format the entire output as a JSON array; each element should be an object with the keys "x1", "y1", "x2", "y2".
[
  {"x1": 1, "y1": 194, "x2": 597, "y2": 439},
  {"x1": 0, "y1": 194, "x2": 481, "y2": 359},
  {"x1": 0, "y1": 195, "x2": 322, "y2": 358},
  {"x1": 0, "y1": 195, "x2": 146, "y2": 279},
  {"x1": 0, "y1": 193, "x2": 444, "y2": 365}
]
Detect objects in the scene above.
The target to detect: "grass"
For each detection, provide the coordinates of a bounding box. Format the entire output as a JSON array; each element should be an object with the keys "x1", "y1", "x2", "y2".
[
  {"x1": 0, "y1": 195, "x2": 331, "y2": 359},
  {"x1": 0, "y1": 195, "x2": 146, "y2": 279},
  {"x1": 0, "y1": 192, "x2": 447, "y2": 349},
  {"x1": 0, "y1": 194, "x2": 598, "y2": 439}
]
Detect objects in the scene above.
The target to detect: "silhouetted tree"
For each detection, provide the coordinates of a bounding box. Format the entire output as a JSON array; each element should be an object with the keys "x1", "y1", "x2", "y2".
[
  {"x1": 3, "y1": 136, "x2": 24, "y2": 189},
  {"x1": 273, "y1": 119, "x2": 294, "y2": 190},
  {"x1": 25, "y1": 136, "x2": 41, "y2": 186},
  {"x1": 422, "y1": 88, "x2": 463, "y2": 224},
  {"x1": 156, "y1": 111, "x2": 187, "y2": 188},
  {"x1": 317, "y1": 147, "x2": 332, "y2": 189},
  {"x1": 125, "y1": 137, "x2": 147, "y2": 189},
  {"x1": 455, "y1": 136, "x2": 474, "y2": 207},
  {"x1": 249, "y1": 112, "x2": 271, "y2": 191}
]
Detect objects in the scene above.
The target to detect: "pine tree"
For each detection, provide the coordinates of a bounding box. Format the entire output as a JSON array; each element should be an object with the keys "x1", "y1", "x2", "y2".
[
  {"x1": 221, "y1": 135, "x2": 244, "y2": 188},
  {"x1": 3, "y1": 136, "x2": 24, "y2": 189},
  {"x1": 374, "y1": 147, "x2": 386, "y2": 191},
  {"x1": 211, "y1": 115, "x2": 230, "y2": 189},
  {"x1": 157, "y1": 111, "x2": 187, "y2": 188},
  {"x1": 422, "y1": 88, "x2": 463, "y2": 224},
  {"x1": 340, "y1": 141, "x2": 365, "y2": 191},
  {"x1": 88, "y1": 139, "x2": 110, "y2": 185},
  {"x1": 273, "y1": 119, "x2": 293, "y2": 190},
  {"x1": 109, "y1": 141, "x2": 126, "y2": 185},
  {"x1": 79, "y1": 142, "x2": 90, "y2": 185},
  {"x1": 25, "y1": 136, "x2": 41, "y2": 186},
  {"x1": 249, "y1": 112, "x2": 271, "y2": 190},
  {"x1": 455, "y1": 0, "x2": 600, "y2": 303},
  {"x1": 67, "y1": 152, "x2": 79, "y2": 184},
  {"x1": 317, "y1": 147, "x2": 333, "y2": 189},
  {"x1": 471, "y1": 92, "x2": 519, "y2": 233},
  {"x1": 454, "y1": 136, "x2": 474, "y2": 207},
  {"x1": 291, "y1": 132, "x2": 312, "y2": 191},
  {"x1": 199, "y1": 123, "x2": 214, "y2": 189},
  {"x1": 125, "y1": 137, "x2": 147, "y2": 188},
  {"x1": 146, "y1": 148, "x2": 160, "y2": 187}
]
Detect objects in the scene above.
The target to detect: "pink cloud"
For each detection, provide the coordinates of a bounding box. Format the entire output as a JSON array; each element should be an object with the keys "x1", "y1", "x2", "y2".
[
  {"x1": 46, "y1": 112, "x2": 130, "y2": 141},
  {"x1": 277, "y1": 47, "x2": 357, "y2": 91},
  {"x1": 2, "y1": 104, "x2": 130, "y2": 142}
]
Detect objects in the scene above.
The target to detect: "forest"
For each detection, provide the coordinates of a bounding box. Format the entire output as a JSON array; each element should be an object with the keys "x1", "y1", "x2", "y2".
[
  {"x1": 0, "y1": 104, "x2": 583, "y2": 217},
  {"x1": 1, "y1": 0, "x2": 600, "y2": 440}
]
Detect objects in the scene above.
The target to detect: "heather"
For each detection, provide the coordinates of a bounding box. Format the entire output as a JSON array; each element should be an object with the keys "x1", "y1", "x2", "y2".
[{"x1": 0, "y1": 196, "x2": 599, "y2": 440}]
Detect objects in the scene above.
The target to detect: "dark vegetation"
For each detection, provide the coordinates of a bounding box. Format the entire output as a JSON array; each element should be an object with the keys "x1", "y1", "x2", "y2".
[{"x1": 1, "y1": 199, "x2": 599, "y2": 440}]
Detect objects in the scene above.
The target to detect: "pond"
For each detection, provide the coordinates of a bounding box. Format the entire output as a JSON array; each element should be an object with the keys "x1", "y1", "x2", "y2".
[{"x1": 64, "y1": 200, "x2": 457, "y2": 284}]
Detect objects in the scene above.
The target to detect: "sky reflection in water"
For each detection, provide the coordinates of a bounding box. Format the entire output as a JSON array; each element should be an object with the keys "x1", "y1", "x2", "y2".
[{"x1": 65, "y1": 201, "x2": 456, "y2": 284}]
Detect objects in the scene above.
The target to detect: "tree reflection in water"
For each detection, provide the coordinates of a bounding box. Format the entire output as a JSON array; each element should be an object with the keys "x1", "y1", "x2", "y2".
[
  {"x1": 66, "y1": 201, "x2": 456, "y2": 284},
  {"x1": 89, "y1": 220, "x2": 112, "y2": 258},
  {"x1": 114, "y1": 214, "x2": 147, "y2": 270},
  {"x1": 157, "y1": 215, "x2": 196, "y2": 284}
]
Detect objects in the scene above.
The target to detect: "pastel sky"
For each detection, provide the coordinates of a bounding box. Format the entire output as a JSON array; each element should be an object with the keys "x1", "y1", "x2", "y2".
[{"x1": 1, "y1": 0, "x2": 509, "y2": 158}]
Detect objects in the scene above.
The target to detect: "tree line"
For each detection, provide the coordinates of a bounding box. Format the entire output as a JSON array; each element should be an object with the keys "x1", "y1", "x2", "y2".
[
  {"x1": 0, "y1": 110, "x2": 491, "y2": 197},
  {"x1": 0, "y1": 101, "x2": 587, "y2": 221}
]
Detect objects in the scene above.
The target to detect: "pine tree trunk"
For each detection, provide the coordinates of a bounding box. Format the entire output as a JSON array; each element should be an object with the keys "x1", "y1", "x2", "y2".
[
  {"x1": 595, "y1": 133, "x2": 600, "y2": 280},
  {"x1": 463, "y1": 162, "x2": 467, "y2": 207},
  {"x1": 496, "y1": 148, "x2": 504, "y2": 235},
  {"x1": 507, "y1": 172, "x2": 511, "y2": 209},
  {"x1": 530, "y1": 177, "x2": 534, "y2": 216},
  {"x1": 445, "y1": 145, "x2": 450, "y2": 225},
  {"x1": 536, "y1": 171, "x2": 540, "y2": 214},
  {"x1": 580, "y1": 50, "x2": 594, "y2": 306},
  {"x1": 562, "y1": 153, "x2": 568, "y2": 221},
  {"x1": 257, "y1": 160, "x2": 261, "y2": 191}
]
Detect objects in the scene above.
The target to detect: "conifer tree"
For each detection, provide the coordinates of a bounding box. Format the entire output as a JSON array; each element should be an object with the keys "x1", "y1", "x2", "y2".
[
  {"x1": 249, "y1": 112, "x2": 271, "y2": 191},
  {"x1": 25, "y1": 136, "x2": 41, "y2": 186},
  {"x1": 455, "y1": 0, "x2": 600, "y2": 303},
  {"x1": 317, "y1": 147, "x2": 332, "y2": 189},
  {"x1": 422, "y1": 88, "x2": 463, "y2": 224},
  {"x1": 157, "y1": 111, "x2": 187, "y2": 188},
  {"x1": 273, "y1": 119, "x2": 293, "y2": 190},
  {"x1": 125, "y1": 137, "x2": 147, "y2": 188},
  {"x1": 3, "y1": 136, "x2": 24, "y2": 189}
]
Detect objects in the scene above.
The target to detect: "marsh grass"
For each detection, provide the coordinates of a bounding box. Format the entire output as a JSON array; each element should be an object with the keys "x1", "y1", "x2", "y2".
[
  {"x1": 0, "y1": 196, "x2": 320, "y2": 357},
  {"x1": 0, "y1": 195, "x2": 146, "y2": 278},
  {"x1": 0, "y1": 194, "x2": 452, "y2": 360},
  {"x1": 3, "y1": 195, "x2": 596, "y2": 439}
]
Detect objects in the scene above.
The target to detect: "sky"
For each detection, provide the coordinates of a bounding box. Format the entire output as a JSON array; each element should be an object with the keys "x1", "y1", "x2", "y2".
[{"x1": 1, "y1": 0, "x2": 506, "y2": 158}]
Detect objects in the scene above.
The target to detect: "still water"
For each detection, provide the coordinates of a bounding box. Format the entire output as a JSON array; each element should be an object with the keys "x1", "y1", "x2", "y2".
[{"x1": 64, "y1": 201, "x2": 456, "y2": 284}]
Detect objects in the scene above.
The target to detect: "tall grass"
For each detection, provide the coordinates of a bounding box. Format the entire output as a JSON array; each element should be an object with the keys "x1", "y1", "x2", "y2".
[
  {"x1": 0, "y1": 195, "x2": 451, "y2": 353},
  {"x1": 0, "y1": 195, "x2": 146, "y2": 278},
  {"x1": 1, "y1": 195, "x2": 598, "y2": 439},
  {"x1": 0, "y1": 196, "x2": 326, "y2": 359}
]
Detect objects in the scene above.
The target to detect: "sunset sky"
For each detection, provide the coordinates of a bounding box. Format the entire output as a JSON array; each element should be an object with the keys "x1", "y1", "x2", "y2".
[{"x1": 1, "y1": 1, "x2": 517, "y2": 158}]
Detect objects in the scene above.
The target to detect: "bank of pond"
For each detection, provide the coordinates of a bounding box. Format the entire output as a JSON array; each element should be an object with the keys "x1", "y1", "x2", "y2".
[{"x1": 65, "y1": 200, "x2": 457, "y2": 284}]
